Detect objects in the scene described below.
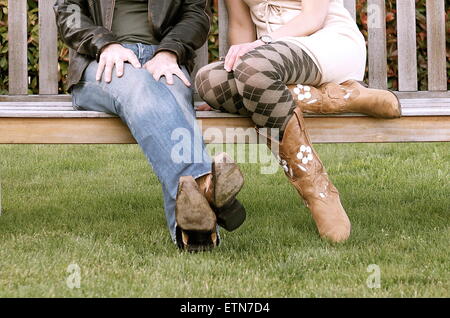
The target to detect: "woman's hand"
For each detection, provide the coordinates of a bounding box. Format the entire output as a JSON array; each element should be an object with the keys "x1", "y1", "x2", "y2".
[
  {"x1": 196, "y1": 103, "x2": 213, "y2": 111},
  {"x1": 144, "y1": 51, "x2": 191, "y2": 87},
  {"x1": 224, "y1": 40, "x2": 264, "y2": 72}
]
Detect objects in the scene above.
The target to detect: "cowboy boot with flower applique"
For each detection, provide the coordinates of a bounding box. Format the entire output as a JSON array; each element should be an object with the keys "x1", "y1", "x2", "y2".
[
  {"x1": 288, "y1": 80, "x2": 401, "y2": 119},
  {"x1": 258, "y1": 107, "x2": 351, "y2": 243}
]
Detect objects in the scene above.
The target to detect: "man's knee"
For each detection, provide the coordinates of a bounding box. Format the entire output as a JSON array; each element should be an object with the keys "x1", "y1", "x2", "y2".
[
  {"x1": 119, "y1": 63, "x2": 154, "y2": 91},
  {"x1": 160, "y1": 67, "x2": 193, "y2": 108}
]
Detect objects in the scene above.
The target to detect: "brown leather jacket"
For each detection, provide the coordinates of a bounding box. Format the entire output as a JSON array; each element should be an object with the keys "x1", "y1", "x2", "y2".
[{"x1": 54, "y1": 0, "x2": 211, "y2": 91}]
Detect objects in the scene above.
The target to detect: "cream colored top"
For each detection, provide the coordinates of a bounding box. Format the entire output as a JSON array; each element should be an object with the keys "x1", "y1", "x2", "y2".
[{"x1": 243, "y1": 0, "x2": 367, "y2": 84}]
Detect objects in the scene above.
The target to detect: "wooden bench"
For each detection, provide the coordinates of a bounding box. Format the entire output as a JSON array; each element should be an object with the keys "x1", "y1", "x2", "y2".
[{"x1": 0, "y1": 0, "x2": 449, "y2": 144}]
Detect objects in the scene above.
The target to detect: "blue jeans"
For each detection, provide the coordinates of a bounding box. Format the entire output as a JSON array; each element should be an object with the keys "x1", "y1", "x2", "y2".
[{"x1": 71, "y1": 43, "x2": 212, "y2": 243}]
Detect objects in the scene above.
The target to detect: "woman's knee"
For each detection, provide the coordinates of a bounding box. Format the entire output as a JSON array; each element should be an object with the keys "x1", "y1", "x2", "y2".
[
  {"x1": 195, "y1": 62, "x2": 227, "y2": 103},
  {"x1": 195, "y1": 61, "x2": 242, "y2": 112},
  {"x1": 233, "y1": 51, "x2": 280, "y2": 92}
]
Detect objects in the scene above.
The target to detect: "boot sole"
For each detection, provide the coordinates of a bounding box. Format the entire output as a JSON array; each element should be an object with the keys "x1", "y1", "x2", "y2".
[
  {"x1": 175, "y1": 176, "x2": 218, "y2": 251},
  {"x1": 212, "y1": 153, "x2": 244, "y2": 208},
  {"x1": 212, "y1": 153, "x2": 246, "y2": 231}
]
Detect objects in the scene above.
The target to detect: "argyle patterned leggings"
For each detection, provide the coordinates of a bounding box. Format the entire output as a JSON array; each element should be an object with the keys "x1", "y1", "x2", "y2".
[{"x1": 195, "y1": 41, "x2": 322, "y2": 131}]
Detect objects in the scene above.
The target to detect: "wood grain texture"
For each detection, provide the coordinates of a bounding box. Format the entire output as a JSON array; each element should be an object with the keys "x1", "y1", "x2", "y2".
[
  {"x1": 0, "y1": 118, "x2": 135, "y2": 144},
  {"x1": 0, "y1": 95, "x2": 73, "y2": 102},
  {"x1": 218, "y1": 0, "x2": 229, "y2": 57},
  {"x1": 396, "y1": 0, "x2": 418, "y2": 91},
  {"x1": 367, "y1": 0, "x2": 388, "y2": 89},
  {"x1": 8, "y1": 0, "x2": 28, "y2": 95},
  {"x1": 38, "y1": 0, "x2": 59, "y2": 94},
  {"x1": 394, "y1": 91, "x2": 450, "y2": 99},
  {"x1": 0, "y1": 110, "x2": 116, "y2": 118},
  {"x1": 1, "y1": 97, "x2": 450, "y2": 117},
  {"x1": 426, "y1": 0, "x2": 447, "y2": 91},
  {"x1": 0, "y1": 116, "x2": 448, "y2": 144}
]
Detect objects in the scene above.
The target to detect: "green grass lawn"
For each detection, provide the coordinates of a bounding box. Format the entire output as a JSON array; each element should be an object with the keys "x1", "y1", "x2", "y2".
[{"x1": 0, "y1": 143, "x2": 448, "y2": 297}]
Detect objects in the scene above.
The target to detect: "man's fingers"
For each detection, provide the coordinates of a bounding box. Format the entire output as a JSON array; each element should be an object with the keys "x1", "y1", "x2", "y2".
[
  {"x1": 165, "y1": 72, "x2": 174, "y2": 85},
  {"x1": 104, "y1": 60, "x2": 114, "y2": 83},
  {"x1": 116, "y1": 59, "x2": 124, "y2": 78},
  {"x1": 96, "y1": 59, "x2": 106, "y2": 81},
  {"x1": 174, "y1": 69, "x2": 191, "y2": 87},
  {"x1": 144, "y1": 61, "x2": 154, "y2": 73},
  {"x1": 152, "y1": 70, "x2": 162, "y2": 82},
  {"x1": 127, "y1": 53, "x2": 141, "y2": 69}
]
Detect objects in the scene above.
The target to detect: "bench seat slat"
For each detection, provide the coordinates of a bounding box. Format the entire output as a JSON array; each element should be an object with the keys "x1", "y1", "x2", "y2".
[
  {"x1": 0, "y1": 102, "x2": 73, "y2": 107},
  {"x1": 0, "y1": 107, "x2": 75, "y2": 111},
  {"x1": 0, "y1": 110, "x2": 116, "y2": 118},
  {"x1": 1, "y1": 98, "x2": 449, "y2": 117},
  {"x1": 1, "y1": 98, "x2": 450, "y2": 117},
  {"x1": 0, "y1": 116, "x2": 448, "y2": 144}
]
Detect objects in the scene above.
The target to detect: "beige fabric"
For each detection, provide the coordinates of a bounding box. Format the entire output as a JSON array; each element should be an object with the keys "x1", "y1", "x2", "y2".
[{"x1": 243, "y1": 0, "x2": 367, "y2": 84}]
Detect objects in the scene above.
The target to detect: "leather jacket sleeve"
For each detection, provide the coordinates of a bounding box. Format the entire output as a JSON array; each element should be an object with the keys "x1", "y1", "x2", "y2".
[
  {"x1": 155, "y1": 0, "x2": 211, "y2": 66},
  {"x1": 53, "y1": 0, "x2": 119, "y2": 61}
]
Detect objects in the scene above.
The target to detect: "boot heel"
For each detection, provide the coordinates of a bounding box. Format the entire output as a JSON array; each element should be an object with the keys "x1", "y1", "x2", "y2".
[
  {"x1": 388, "y1": 89, "x2": 402, "y2": 117},
  {"x1": 212, "y1": 152, "x2": 244, "y2": 208},
  {"x1": 176, "y1": 227, "x2": 219, "y2": 252},
  {"x1": 215, "y1": 198, "x2": 246, "y2": 232}
]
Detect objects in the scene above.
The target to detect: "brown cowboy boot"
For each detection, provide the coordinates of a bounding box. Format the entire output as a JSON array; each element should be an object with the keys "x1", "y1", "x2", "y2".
[
  {"x1": 288, "y1": 80, "x2": 401, "y2": 118},
  {"x1": 175, "y1": 176, "x2": 218, "y2": 252},
  {"x1": 258, "y1": 109, "x2": 351, "y2": 243},
  {"x1": 196, "y1": 152, "x2": 246, "y2": 232}
]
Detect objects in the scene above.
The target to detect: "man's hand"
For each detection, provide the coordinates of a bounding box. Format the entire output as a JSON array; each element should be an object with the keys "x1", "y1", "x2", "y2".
[
  {"x1": 144, "y1": 51, "x2": 191, "y2": 87},
  {"x1": 224, "y1": 40, "x2": 264, "y2": 72},
  {"x1": 96, "y1": 44, "x2": 141, "y2": 83}
]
